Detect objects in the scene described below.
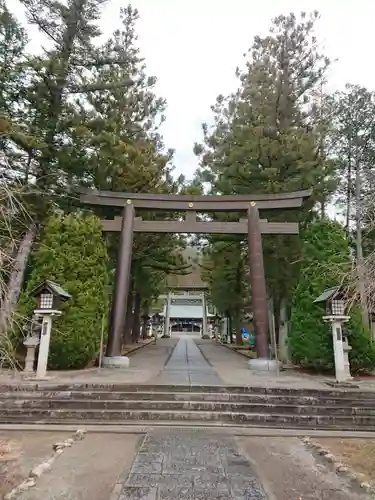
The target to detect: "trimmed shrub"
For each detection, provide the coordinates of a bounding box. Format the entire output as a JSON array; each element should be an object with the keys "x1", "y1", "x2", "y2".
[
  {"x1": 289, "y1": 219, "x2": 375, "y2": 373},
  {"x1": 17, "y1": 213, "x2": 111, "y2": 369}
]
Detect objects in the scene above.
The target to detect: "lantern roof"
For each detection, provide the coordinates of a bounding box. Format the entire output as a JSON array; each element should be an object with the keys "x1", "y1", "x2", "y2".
[
  {"x1": 30, "y1": 280, "x2": 71, "y2": 301},
  {"x1": 313, "y1": 286, "x2": 344, "y2": 304}
]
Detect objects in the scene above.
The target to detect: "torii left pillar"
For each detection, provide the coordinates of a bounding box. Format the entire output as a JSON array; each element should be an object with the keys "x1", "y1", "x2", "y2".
[
  {"x1": 247, "y1": 203, "x2": 278, "y2": 371},
  {"x1": 105, "y1": 201, "x2": 134, "y2": 365}
]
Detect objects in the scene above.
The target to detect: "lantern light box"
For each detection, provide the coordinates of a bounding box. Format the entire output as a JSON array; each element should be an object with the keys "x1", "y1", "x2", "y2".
[
  {"x1": 31, "y1": 280, "x2": 72, "y2": 314},
  {"x1": 313, "y1": 286, "x2": 348, "y2": 318}
]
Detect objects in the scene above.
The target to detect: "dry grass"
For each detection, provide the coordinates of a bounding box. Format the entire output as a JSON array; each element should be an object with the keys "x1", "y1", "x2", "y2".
[
  {"x1": 236, "y1": 349, "x2": 257, "y2": 359},
  {"x1": 0, "y1": 161, "x2": 32, "y2": 370},
  {"x1": 317, "y1": 438, "x2": 375, "y2": 484},
  {"x1": 222, "y1": 344, "x2": 257, "y2": 358},
  {"x1": 0, "y1": 438, "x2": 23, "y2": 498},
  {"x1": 121, "y1": 339, "x2": 154, "y2": 355}
]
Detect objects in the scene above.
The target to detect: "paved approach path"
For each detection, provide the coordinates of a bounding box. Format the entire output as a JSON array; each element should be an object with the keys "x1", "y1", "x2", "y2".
[
  {"x1": 154, "y1": 335, "x2": 223, "y2": 385},
  {"x1": 118, "y1": 429, "x2": 268, "y2": 500}
]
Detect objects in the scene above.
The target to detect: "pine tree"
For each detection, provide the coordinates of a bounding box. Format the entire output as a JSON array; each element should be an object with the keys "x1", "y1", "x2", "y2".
[
  {"x1": 0, "y1": 0, "x2": 31, "y2": 177},
  {"x1": 201, "y1": 239, "x2": 247, "y2": 344},
  {"x1": 195, "y1": 12, "x2": 335, "y2": 340},
  {"x1": 1, "y1": 1, "x2": 157, "y2": 325},
  {"x1": 77, "y1": 6, "x2": 186, "y2": 343},
  {"x1": 333, "y1": 85, "x2": 375, "y2": 326},
  {"x1": 0, "y1": 5, "x2": 39, "y2": 332}
]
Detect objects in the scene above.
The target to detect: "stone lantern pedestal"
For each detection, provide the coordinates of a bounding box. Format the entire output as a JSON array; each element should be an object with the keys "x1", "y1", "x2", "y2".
[
  {"x1": 342, "y1": 336, "x2": 353, "y2": 380},
  {"x1": 23, "y1": 336, "x2": 40, "y2": 374},
  {"x1": 314, "y1": 287, "x2": 353, "y2": 384},
  {"x1": 323, "y1": 315, "x2": 352, "y2": 383}
]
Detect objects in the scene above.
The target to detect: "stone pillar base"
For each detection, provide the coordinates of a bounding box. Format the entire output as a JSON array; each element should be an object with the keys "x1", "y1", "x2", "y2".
[
  {"x1": 102, "y1": 356, "x2": 130, "y2": 368},
  {"x1": 248, "y1": 358, "x2": 281, "y2": 372}
]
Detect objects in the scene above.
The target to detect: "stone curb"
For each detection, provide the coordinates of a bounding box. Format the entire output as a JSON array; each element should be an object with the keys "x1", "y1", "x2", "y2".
[
  {"x1": 301, "y1": 436, "x2": 375, "y2": 495},
  {"x1": 217, "y1": 342, "x2": 255, "y2": 360},
  {"x1": 4, "y1": 428, "x2": 87, "y2": 500},
  {"x1": 122, "y1": 339, "x2": 155, "y2": 358},
  {"x1": 3, "y1": 424, "x2": 375, "y2": 438}
]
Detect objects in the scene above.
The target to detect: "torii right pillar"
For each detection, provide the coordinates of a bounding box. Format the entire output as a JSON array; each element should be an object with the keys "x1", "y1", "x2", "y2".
[{"x1": 247, "y1": 203, "x2": 278, "y2": 371}]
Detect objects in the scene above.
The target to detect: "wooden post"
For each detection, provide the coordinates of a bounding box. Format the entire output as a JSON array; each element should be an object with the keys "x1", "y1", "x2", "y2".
[
  {"x1": 107, "y1": 202, "x2": 134, "y2": 357},
  {"x1": 247, "y1": 204, "x2": 269, "y2": 359}
]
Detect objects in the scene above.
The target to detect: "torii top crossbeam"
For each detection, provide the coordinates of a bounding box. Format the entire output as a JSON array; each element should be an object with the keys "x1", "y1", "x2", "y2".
[{"x1": 80, "y1": 189, "x2": 312, "y2": 211}]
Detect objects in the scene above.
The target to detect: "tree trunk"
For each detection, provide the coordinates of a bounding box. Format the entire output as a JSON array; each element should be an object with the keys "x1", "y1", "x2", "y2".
[
  {"x1": 234, "y1": 307, "x2": 243, "y2": 345},
  {"x1": 0, "y1": 224, "x2": 37, "y2": 334},
  {"x1": 273, "y1": 296, "x2": 281, "y2": 345},
  {"x1": 122, "y1": 290, "x2": 133, "y2": 345},
  {"x1": 234, "y1": 264, "x2": 243, "y2": 345},
  {"x1": 278, "y1": 298, "x2": 290, "y2": 364},
  {"x1": 320, "y1": 201, "x2": 325, "y2": 219},
  {"x1": 141, "y1": 304, "x2": 149, "y2": 339},
  {"x1": 355, "y1": 161, "x2": 369, "y2": 328},
  {"x1": 131, "y1": 292, "x2": 141, "y2": 343},
  {"x1": 228, "y1": 314, "x2": 233, "y2": 344},
  {"x1": 345, "y1": 104, "x2": 352, "y2": 232}
]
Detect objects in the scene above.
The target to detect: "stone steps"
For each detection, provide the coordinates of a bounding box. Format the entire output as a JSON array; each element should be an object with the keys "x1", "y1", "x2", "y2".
[
  {"x1": 0, "y1": 408, "x2": 375, "y2": 430},
  {"x1": 2, "y1": 391, "x2": 375, "y2": 407},
  {"x1": 1, "y1": 384, "x2": 375, "y2": 430},
  {"x1": 1, "y1": 390, "x2": 375, "y2": 406},
  {"x1": 2, "y1": 383, "x2": 375, "y2": 398},
  {"x1": 2, "y1": 398, "x2": 375, "y2": 416}
]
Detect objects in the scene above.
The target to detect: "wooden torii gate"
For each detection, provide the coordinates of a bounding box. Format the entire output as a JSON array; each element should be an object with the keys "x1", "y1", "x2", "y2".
[{"x1": 80, "y1": 190, "x2": 311, "y2": 361}]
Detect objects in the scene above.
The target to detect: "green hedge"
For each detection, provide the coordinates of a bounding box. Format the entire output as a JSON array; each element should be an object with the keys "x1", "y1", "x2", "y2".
[
  {"x1": 17, "y1": 213, "x2": 111, "y2": 369},
  {"x1": 289, "y1": 219, "x2": 375, "y2": 373}
]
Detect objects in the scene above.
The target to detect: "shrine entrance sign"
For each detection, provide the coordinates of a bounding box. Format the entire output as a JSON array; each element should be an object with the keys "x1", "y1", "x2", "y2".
[{"x1": 80, "y1": 190, "x2": 311, "y2": 367}]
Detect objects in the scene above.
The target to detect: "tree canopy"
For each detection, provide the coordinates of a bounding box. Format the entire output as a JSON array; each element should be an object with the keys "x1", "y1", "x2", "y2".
[{"x1": 1, "y1": 4, "x2": 375, "y2": 370}]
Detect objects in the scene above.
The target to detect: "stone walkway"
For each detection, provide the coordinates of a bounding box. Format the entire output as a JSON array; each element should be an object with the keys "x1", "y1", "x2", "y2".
[
  {"x1": 154, "y1": 335, "x2": 222, "y2": 385},
  {"x1": 195, "y1": 339, "x2": 346, "y2": 390},
  {"x1": 0, "y1": 338, "x2": 179, "y2": 386},
  {"x1": 2, "y1": 335, "x2": 375, "y2": 392},
  {"x1": 118, "y1": 429, "x2": 268, "y2": 500}
]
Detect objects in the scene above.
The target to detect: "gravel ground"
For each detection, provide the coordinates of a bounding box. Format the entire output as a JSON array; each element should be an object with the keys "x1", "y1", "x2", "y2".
[
  {"x1": 240, "y1": 436, "x2": 370, "y2": 500},
  {"x1": 12, "y1": 433, "x2": 140, "y2": 500},
  {"x1": 1, "y1": 431, "x2": 72, "y2": 498},
  {"x1": 315, "y1": 438, "x2": 375, "y2": 487}
]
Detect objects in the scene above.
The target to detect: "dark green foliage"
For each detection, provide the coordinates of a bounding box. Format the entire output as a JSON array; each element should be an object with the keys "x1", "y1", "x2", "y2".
[
  {"x1": 289, "y1": 219, "x2": 375, "y2": 373},
  {"x1": 347, "y1": 309, "x2": 375, "y2": 373},
  {"x1": 18, "y1": 214, "x2": 111, "y2": 369}
]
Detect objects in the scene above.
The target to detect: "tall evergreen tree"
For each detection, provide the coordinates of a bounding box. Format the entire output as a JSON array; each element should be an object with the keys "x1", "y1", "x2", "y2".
[
  {"x1": 333, "y1": 85, "x2": 375, "y2": 326},
  {"x1": 73, "y1": 6, "x2": 188, "y2": 342},
  {"x1": 195, "y1": 12, "x2": 336, "y2": 340},
  {"x1": 0, "y1": 0, "x2": 30, "y2": 176}
]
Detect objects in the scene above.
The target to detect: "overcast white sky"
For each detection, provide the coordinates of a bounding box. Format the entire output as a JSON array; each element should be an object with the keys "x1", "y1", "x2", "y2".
[{"x1": 10, "y1": 0, "x2": 375, "y2": 180}]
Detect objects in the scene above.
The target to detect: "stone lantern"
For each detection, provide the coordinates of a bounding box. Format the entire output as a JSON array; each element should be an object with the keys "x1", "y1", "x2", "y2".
[
  {"x1": 30, "y1": 280, "x2": 71, "y2": 378},
  {"x1": 22, "y1": 316, "x2": 42, "y2": 375},
  {"x1": 141, "y1": 312, "x2": 150, "y2": 338},
  {"x1": 314, "y1": 286, "x2": 352, "y2": 383},
  {"x1": 213, "y1": 313, "x2": 221, "y2": 341},
  {"x1": 151, "y1": 313, "x2": 162, "y2": 341}
]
